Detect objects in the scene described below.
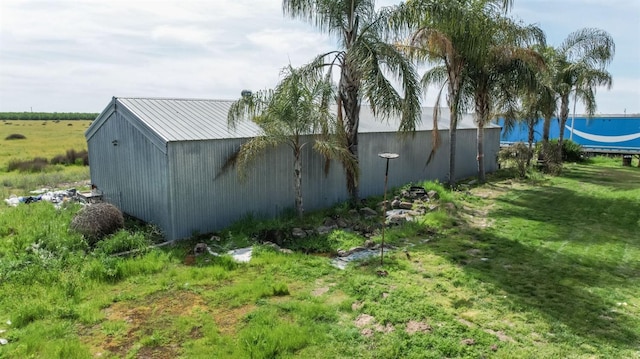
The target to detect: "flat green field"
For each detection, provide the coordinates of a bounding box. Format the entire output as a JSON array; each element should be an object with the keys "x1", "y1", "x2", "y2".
[
  {"x1": 0, "y1": 120, "x2": 92, "y2": 168},
  {"x1": 0, "y1": 120, "x2": 92, "y2": 197}
]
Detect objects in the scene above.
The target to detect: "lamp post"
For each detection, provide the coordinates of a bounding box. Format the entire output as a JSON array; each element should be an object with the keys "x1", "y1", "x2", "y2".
[{"x1": 378, "y1": 152, "x2": 399, "y2": 266}]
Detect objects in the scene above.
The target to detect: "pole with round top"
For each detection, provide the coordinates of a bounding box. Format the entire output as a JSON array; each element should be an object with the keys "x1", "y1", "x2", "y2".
[{"x1": 378, "y1": 152, "x2": 399, "y2": 266}]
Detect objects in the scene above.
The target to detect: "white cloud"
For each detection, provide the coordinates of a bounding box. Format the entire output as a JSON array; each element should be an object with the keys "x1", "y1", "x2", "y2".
[{"x1": 0, "y1": 0, "x2": 638, "y2": 114}]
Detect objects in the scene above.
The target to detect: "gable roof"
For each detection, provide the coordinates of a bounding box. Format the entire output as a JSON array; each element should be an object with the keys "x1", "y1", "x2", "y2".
[{"x1": 87, "y1": 97, "x2": 495, "y2": 143}]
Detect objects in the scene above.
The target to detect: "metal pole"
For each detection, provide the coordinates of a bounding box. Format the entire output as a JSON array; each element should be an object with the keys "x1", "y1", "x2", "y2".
[
  {"x1": 381, "y1": 158, "x2": 390, "y2": 265},
  {"x1": 377, "y1": 152, "x2": 398, "y2": 266}
]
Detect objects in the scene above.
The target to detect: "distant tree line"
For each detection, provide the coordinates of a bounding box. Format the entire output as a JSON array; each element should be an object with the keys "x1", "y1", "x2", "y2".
[{"x1": 0, "y1": 112, "x2": 98, "y2": 121}]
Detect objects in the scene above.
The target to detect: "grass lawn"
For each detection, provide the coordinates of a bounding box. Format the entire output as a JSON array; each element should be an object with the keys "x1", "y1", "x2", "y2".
[{"x1": 0, "y1": 158, "x2": 638, "y2": 358}]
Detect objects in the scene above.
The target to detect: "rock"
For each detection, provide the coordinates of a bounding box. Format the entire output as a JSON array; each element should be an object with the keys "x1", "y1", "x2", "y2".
[
  {"x1": 444, "y1": 202, "x2": 456, "y2": 211},
  {"x1": 194, "y1": 243, "x2": 208, "y2": 255},
  {"x1": 279, "y1": 248, "x2": 294, "y2": 254},
  {"x1": 364, "y1": 239, "x2": 375, "y2": 248},
  {"x1": 427, "y1": 190, "x2": 440, "y2": 200},
  {"x1": 399, "y1": 201, "x2": 413, "y2": 210},
  {"x1": 391, "y1": 199, "x2": 401, "y2": 208},
  {"x1": 410, "y1": 186, "x2": 427, "y2": 197},
  {"x1": 336, "y1": 218, "x2": 350, "y2": 228},
  {"x1": 210, "y1": 235, "x2": 221, "y2": 242},
  {"x1": 262, "y1": 241, "x2": 281, "y2": 250},
  {"x1": 387, "y1": 215, "x2": 406, "y2": 225},
  {"x1": 0, "y1": 338, "x2": 7, "y2": 345},
  {"x1": 348, "y1": 209, "x2": 360, "y2": 217},
  {"x1": 291, "y1": 228, "x2": 307, "y2": 239},
  {"x1": 401, "y1": 190, "x2": 410, "y2": 198},
  {"x1": 337, "y1": 249, "x2": 348, "y2": 257},
  {"x1": 316, "y1": 225, "x2": 336, "y2": 235},
  {"x1": 359, "y1": 207, "x2": 378, "y2": 218},
  {"x1": 467, "y1": 179, "x2": 477, "y2": 185},
  {"x1": 323, "y1": 217, "x2": 338, "y2": 227},
  {"x1": 428, "y1": 204, "x2": 439, "y2": 211}
]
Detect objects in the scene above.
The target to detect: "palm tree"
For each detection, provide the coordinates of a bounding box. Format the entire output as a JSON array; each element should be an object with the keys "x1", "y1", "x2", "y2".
[
  {"x1": 397, "y1": 0, "x2": 514, "y2": 187},
  {"x1": 227, "y1": 65, "x2": 356, "y2": 218},
  {"x1": 282, "y1": 0, "x2": 422, "y2": 204},
  {"x1": 553, "y1": 28, "x2": 615, "y2": 160},
  {"x1": 464, "y1": 13, "x2": 545, "y2": 182}
]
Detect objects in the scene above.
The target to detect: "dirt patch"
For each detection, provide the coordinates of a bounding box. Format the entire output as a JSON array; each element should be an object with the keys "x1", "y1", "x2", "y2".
[
  {"x1": 312, "y1": 287, "x2": 330, "y2": 296},
  {"x1": 213, "y1": 304, "x2": 256, "y2": 336},
  {"x1": 484, "y1": 328, "x2": 514, "y2": 342},
  {"x1": 351, "y1": 301, "x2": 364, "y2": 311},
  {"x1": 354, "y1": 314, "x2": 375, "y2": 327},
  {"x1": 405, "y1": 320, "x2": 432, "y2": 335},
  {"x1": 83, "y1": 290, "x2": 209, "y2": 358}
]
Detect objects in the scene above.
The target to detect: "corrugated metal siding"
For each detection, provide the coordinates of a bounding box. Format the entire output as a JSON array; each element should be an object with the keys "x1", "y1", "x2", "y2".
[
  {"x1": 166, "y1": 136, "x2": 348, "y2": 239},
  {"x1": 164, "y1": 127, "x2": 499, "y2": 240},
  {"x1": 87, "y1": 110, "x2": 171, "y2": 234},
  {"x1": 88, "y1": 97, "x2": 501, "y2": 241}
]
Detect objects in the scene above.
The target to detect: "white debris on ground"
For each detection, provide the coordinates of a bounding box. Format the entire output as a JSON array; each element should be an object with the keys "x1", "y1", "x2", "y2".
[
  {"x1": 226, "y1": 247, "x2": 253, "y2": 263},
  {"x1": 4, "y1": 189, "x2": 77, "y2": 207},
  {"x1": 331, "y1": 248, "x2": 383, "y2": 270},
  {"x1": 4, "y1": 187, "x2": 102, "y2": 208},
  {"x1": 196, "y1": 243, "x2": 253, "y2": 263}
]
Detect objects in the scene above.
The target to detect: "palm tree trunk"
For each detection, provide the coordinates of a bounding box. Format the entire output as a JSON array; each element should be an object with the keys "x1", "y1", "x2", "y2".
[
  {"x1": 447, "y1": 66, "x2": 462, "y2": 188},
  {"x1": 527, "y1": 120, "x2": 535, "y2": 167},
  {"x1": 340, "y1": 60, "x2": 361, "y2": 205},
  {"x1": 542, "y1": 114, "x2": 551, "y2": 143},
  {"x1": 474, "y1": 90, "x2": 489, "y2": 183},
  {"x1": 294, "y1": 146, "x2": 303, "y2": 218},
  {"x1": 558, "y1": 94, "x2": 570, "y2": 162}
]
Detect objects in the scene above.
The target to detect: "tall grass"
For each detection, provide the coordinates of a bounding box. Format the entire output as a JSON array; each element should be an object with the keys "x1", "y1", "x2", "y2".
[{"x1": 0, "y1": 158, "x2": 638, "y2": 358}]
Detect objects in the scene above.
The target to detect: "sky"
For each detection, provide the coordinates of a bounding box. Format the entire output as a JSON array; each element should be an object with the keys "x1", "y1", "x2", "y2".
[{"x1": 0, "y1": 0, "x2": 638, "y2": 115}]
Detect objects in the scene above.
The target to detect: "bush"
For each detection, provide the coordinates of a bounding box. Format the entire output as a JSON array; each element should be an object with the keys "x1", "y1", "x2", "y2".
[
  {"x1": 70, "y1": 203, "x2": 125, "y2": 246},
  {"x1": 7, "y1": 157, "x2": 49, "y2": 172},
  {"x1": 5, "y1": 133, "x2": 26, "y2": 140},
  {"x1": 499, "y1": 142, "x2": 533, "y2": 178},
  {"x1": 560, "y1": 139, "x2": 583, "y2": 163},
  {"x1": 49, "y1": 149, "x2": 89, "y2": 166}
]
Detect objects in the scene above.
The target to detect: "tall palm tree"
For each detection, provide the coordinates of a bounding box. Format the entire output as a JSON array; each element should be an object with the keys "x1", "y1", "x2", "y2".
[
  {"x1": 397, "y1": 0, "x2": 514, "y2": 187},
  {"x1": 228, "y1": 65, "x2": 356, "y2": 218},
  {"x1": 464, "y1": 13, "x2": 545, "y2": 182},
  {"x1": 283, "y1": 0, "x2": 422, "y2": 204},
  {"x1": 553, "y1": 28, "x2": 615, "y2": 160}
]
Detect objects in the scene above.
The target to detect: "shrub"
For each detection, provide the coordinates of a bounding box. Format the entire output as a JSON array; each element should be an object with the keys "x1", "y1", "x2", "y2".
[
  {"x1": 7, "y1": 157, "x2": 49, "y2": 172},
  {"x1": 499, "y1": 142, "x2": 533, "y2": 178},
  {"x1": 560, "y1": 139, "x2": 583, "y2": 162},
  {"x1": 5, "y1": 133, "x2": 26, "y2": 140},
  {"x1": 50, "y1": 149, "x2": 89, "y2": 166},
  {"x1": 70, "y1": 203, "x2": 125, "y2": 246}
]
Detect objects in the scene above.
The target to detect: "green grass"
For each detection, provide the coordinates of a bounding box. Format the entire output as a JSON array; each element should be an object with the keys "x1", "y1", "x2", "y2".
[
  {"x1": 1, "y1": 120, "x2": 92, "y2": 198},
  {"x1": 0, "y1": 120, "x2": 91, "y2": 169},
  {"x1": 1, "y1": 158, "x2": 639, "y2": 358}
]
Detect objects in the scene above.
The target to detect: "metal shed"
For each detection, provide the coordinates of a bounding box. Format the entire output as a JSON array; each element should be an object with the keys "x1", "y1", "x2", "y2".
[{"x1": 86, "y1": 97, "x2": 500, "y2": 241}]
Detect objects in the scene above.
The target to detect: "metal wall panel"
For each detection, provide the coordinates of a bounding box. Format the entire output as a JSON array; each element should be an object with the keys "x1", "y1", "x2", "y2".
[
  {"x1": 87, "y1": 111, "x2": 171, "y2": 234},
  {"x1": 88, "y1": 97, "x2": 501, "y2": 240},
  {"x1": 166, "y1": 136, "x2": 349, "y2": 240},
  {"x1": 163, "y1": 127, "x2": 500, "y2": 240}
]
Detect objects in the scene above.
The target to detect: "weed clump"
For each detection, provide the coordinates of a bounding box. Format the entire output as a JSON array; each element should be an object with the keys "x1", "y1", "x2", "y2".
[
  {"x1": 7, "y1": 157, "x2": 49, "y2": 172},
  {"x1": 5, "y1": 133, "x2": 26, "y2": 140},
  {"x1": 70, "y1": 203, "x2": 124, "y2": 245}
]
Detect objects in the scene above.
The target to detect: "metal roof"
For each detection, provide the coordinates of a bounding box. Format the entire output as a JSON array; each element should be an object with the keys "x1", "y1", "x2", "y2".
[{"x1": 104, "y1": 97, "x2": 494, "y2": 143}]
